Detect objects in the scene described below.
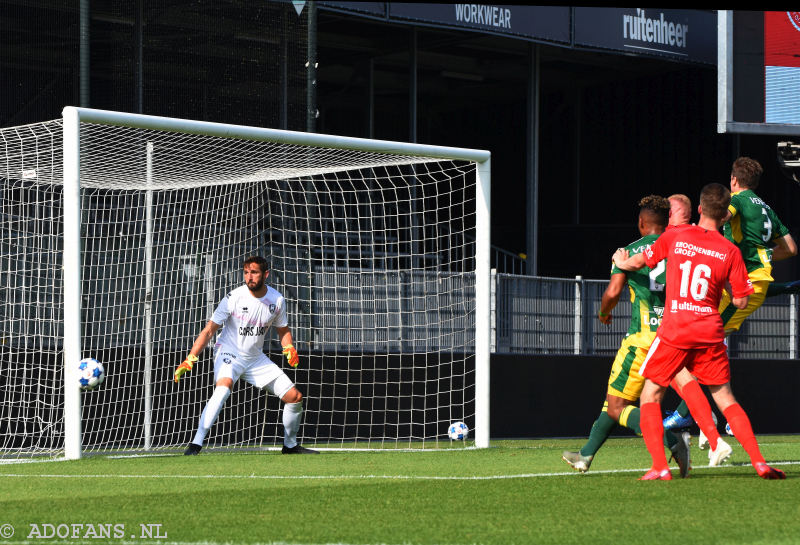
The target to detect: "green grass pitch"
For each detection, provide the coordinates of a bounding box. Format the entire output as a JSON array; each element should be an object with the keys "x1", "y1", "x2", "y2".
[{"x1": 1, "y1": 436, "x2": 798, "y2": 545}]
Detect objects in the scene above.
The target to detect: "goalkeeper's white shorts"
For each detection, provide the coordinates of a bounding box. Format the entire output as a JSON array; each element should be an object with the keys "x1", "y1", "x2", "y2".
[{"x1": 213, "y1": 349, "x2": 294, "y2": 398}]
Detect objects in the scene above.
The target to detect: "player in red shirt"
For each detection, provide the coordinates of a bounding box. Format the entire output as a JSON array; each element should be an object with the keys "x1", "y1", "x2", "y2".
[{"x1": 613, "y1": 183, "x2": 786, "y2": 480}]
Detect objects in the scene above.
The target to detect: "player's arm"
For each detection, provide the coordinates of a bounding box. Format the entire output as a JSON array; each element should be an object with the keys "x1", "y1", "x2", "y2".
[
  {"x1": 277, "y1": 325, "x2": 299, "y2": 367},
  {"x1": 722, "y1": 209, "x2": 733, "y2": 224},
  {"x1": 771, "y1": 233, "x2": 797, "y2": 262},
  {"x1": 722, "y1": 201, "x2": 737, "y2": 226},
  {"x1": 732, "y1": 295, "x2": 749, "y2": 309},
  {"x1": 612, "y1": 249, "x2": 647, "y2": 272},
  {"x1": 175, "y1": 320, "x2": 221, "y2": 382},
  {"x1": 598, "y1": 272, "x2": 626, "y2": 325}
]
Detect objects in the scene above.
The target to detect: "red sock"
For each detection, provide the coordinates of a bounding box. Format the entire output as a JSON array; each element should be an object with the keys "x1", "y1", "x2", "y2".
[
  {"x1": 723, "y1": 403, "x2": 766, "y2": 467},
  {"x1": 640, "y1": 402, "x2": 669, "y2": 470},
  {"x1": 680, "y1": 381, "x2": 721, "y2": 450}
]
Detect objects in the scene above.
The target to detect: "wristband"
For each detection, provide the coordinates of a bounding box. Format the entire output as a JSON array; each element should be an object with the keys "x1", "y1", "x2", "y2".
[{"x1": 598, "y1": 311, "x2": 609, "y2": 317}]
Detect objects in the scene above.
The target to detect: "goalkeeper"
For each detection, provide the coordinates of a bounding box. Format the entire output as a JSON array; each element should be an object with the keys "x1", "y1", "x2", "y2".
[{"x1": 174, "y1": 255, "x2": 318, "y2": 455}]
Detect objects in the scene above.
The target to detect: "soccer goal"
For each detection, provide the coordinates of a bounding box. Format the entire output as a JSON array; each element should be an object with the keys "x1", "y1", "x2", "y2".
[{"x1": 0, "y1": 107, "x2": 491, "y2": 459}]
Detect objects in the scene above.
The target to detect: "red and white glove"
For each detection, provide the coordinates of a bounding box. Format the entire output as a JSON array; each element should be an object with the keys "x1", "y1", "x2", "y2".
[
  {"x1": 174, "y1": 354, "x2": 198, "y2": 383},
  {"x1": 282, "y1": 344, "x2": 299, "y2": 368}
]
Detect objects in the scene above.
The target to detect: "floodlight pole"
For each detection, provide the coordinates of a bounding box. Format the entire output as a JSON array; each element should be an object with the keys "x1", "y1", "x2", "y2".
[{"x1": 63, "y1": 107, "x2": 83, "y2": 460}]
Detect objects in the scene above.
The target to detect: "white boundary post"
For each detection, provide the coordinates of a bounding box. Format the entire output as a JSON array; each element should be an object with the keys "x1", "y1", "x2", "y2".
[
  {"x1": 62, "y1": 107, "x2": 83, "y2": 460},
  {"x1": 790, "y1": 294, "x2": 797, "y2": 360},
  {"x1": 474, "y1": 158, "x2": 491, "y2": 448},
  {"x1": 490, "y1": 268, "x2": 497, "y2": 354},
  {"x1": 574, "y1": 275, "x2": 582, "y2": 355}
]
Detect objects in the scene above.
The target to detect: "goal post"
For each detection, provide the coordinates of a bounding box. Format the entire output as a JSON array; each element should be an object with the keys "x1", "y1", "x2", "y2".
[{"x1": 2, "y1": 107, "x2": 491, "y2": 459}]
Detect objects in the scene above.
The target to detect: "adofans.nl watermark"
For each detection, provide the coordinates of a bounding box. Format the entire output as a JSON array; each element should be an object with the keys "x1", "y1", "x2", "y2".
[{"x1": 0, "y1": 522, "x2": 167, "y2": 540}]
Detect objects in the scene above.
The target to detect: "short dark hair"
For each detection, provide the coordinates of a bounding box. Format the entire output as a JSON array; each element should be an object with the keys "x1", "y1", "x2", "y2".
[
  {"x1": 243, "y1": 256, "x2": 269, "y2": 273},
  {"x1": 699, "y1": 183, "x2": 731, "y2": 221},
  {"x1": 731, "y1": 157, "x2": 763, "y2": 189},
  {"x1": 638, "y1": 194, "x2": 670, "y2": 227}
]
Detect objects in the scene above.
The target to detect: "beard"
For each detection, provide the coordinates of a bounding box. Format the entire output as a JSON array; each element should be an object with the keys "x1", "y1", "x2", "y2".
[{"x1": 246, "y1": 278, "x2": 264, "y2": 291}]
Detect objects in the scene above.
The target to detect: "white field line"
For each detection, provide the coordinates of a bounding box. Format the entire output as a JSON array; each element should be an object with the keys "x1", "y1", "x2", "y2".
[
  {"x1": 1, "y1": 460, "x2": 799, "y2": 481},
  {"x1": 105, "y1": 447, "x2": 479, "y2": 458},
  {"x1": 1, "y1": 441, "x2": 794, "y2": 464}
]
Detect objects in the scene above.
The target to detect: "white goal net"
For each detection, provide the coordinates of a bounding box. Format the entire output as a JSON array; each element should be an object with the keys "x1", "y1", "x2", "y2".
[{"x1": 0, "y1": 108, "x2": 490, "y2": 458}]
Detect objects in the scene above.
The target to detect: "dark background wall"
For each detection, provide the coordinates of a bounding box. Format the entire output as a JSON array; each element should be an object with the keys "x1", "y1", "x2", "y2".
[
  {"x1": 491, "y1": 354, "x2": 800, "y2": 438},
  {"x1": 314, "y1": 12, "x2": 800, "y2": 282},
  {"x1": 3, "y1": 3, "x2": 798, "y2": 282}
]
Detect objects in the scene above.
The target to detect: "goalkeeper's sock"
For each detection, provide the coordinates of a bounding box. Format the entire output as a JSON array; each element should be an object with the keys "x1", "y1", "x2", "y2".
[
  {"x1": 192, "y1": 385, "x2": 231, "y2": 446},
  {"x1": 723, "y1": 403, "x2": 766, "y2": 467},
  {"x1": 675, "y1": 399, "x2": 690, "y2": 419},
  {"x1": 579, "y1": 404, "x2": 616, "y2": 457},
  {"x1": 679, "y1": 380, "x2": 721, "y2": 451},
  {"x1": 282, "y1": 401, "x2": 303, "y2": 449},
  {"x1": 640, "y1": 402, "x2": 669, "y2": 470}
]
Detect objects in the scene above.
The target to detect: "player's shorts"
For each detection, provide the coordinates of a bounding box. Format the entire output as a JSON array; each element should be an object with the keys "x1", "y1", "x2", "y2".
[
  {"x1": 214, "y1": 349, "x2": 294, "y2": 399},
  {"x1": 639, "y1": 337, "x2": 730, "y2": 387},
  {"x1": 606, "y1": 332, "x2": 654, "y2": 401},
  {"x1": 719, "y1": 278, "x2": 769, "y2": 335}
]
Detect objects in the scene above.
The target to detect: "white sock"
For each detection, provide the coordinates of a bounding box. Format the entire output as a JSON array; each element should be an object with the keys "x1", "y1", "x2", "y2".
[
  {"x1": 192, "y1": 385, "x2": 231, "y2": 446},
  {"x1": 283, "y1": 401, "x2": 303, "y2": 448}
]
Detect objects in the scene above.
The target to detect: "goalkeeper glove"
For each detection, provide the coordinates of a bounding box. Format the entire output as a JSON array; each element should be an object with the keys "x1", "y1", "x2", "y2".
[
  {"x1": 282, "y1": 344, "x2": 299, "y2": 368},
  {"x1": 174, "y1": 354, "x2": 198, "y2": 383}
]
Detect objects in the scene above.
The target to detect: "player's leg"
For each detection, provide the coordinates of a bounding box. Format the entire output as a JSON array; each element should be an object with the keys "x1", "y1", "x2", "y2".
[
  {"x1": 708, "y1": 383, "x2": 785, "y2": 479},
  {"x1": 638, "y1": 338, "x2": 693, "y2": 479},
  {"x1": 719, "y1": 279, "x2": 768, "y2": 336},
  {"x1": 562, "y1": 398, "x2": 621, "y2": 472},
  {"x1": 638, "y1": 379, "x2": 672, "y2": 480},
  {"x1": 682, "y1": 343, "x2": 738, "y2": 466},
  {"x1": 671, "y1": 367, "x2": 722, "y2": 452},
  {"x1": 663, "y1": 398, "x2": 693, "y2": 430},
  {"x1": 765, "y1": 279, "x2": 800, "y2": 297},
  {"x1": 246, "y1": 358, "x2": 319, "y2": 454},
  {"x1": 186, "y1": 352, "x2": 241, "y2": 454},
  {"x1": 279, "y1": 385, "x2": 304, "y2": 449},
  {"x1": 277, "y1": 386, "x2": 317, "y2": 454},
  {"x1": 562, "y1": 338, "x2": 643, "y2": 471}
]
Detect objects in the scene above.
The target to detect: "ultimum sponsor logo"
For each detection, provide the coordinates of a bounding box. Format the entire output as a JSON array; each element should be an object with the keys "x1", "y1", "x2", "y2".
[
  {"x1": 623, "y1": 9, "x2": 689, "y2": 49},
  {"x1": 671, "y1": 299, "x2": 713, "y2": 314}
]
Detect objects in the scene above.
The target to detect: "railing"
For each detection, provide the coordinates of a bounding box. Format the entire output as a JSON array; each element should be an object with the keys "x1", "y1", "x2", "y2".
[
  {"x1": 491, "y1": 245, "x2": 527, "y2": 275},
  {"x1": 491, "y1": 272, "x2": 799, "y2": 360}
]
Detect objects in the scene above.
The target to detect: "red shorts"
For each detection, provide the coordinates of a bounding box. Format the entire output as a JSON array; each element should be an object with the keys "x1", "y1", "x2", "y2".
[{"x1": 639, "y1": 337, "x2": 730, "y2": 387}]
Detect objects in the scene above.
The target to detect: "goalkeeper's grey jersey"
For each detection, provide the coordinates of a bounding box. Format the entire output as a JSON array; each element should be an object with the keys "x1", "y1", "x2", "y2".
[{"x1": 211, "y1": 284, "x2": 288, "y2": 360}]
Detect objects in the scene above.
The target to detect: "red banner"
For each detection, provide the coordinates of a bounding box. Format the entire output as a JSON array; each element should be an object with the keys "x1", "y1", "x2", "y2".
[{"x1": 764, "y1": 11, "x2": 800, "y2": 68}]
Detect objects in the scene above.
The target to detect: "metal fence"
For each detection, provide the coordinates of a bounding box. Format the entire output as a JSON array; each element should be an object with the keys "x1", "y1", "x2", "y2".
[{"x1": 491, "y1": 272, "x2": 799, "y2": 360}]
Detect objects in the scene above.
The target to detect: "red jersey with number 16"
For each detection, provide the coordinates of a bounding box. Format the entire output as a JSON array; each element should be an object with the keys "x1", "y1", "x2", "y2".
[{"x1": 643, "y1": 225, "x2": 753, "y2": 348}]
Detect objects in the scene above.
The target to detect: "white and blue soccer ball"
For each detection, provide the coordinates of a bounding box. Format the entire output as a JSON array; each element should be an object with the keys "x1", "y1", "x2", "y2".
[
  {"x1": 78, "y1": 357, "x2": 105, "y2": 391},
  {"x1": 448, "y1": 421, "x2": 469, "y2": 441},
  {"x1": 725, "y1": 422, "x2": 733, "y2": 436}
]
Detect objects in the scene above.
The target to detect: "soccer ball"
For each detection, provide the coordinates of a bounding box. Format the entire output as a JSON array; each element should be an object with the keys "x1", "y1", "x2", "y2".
[
  {"x1": 725, "y1": 422, "x2": 734, "y2": 436},
  {"x1": 448, "y1": 421, "x2": 469, "y2": 441},
  {"x1": 78, "y1": 357, "x2": 105, "y2": 391}
]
